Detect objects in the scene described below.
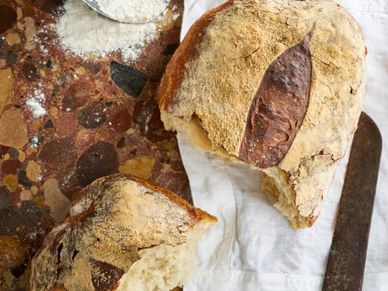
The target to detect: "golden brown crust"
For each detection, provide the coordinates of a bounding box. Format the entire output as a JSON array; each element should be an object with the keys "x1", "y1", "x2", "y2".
[
  {"x1": 128, "y1": 175, "x2": 217, "y2": 224},
  {"x1": 158, "y1": 0, "x2": 312, "y2": 168},
  {"x1": 72, "y1": 174, "x2": 216, "y2": 225},
  {"x1": 30, "y1": 174, "x2": 216, "y2": 290},
  {"x1": 156, "y1": 0, "x2": 366, "y2": 228},
  {"x1": 157, "y1": 0, "x2": 233, "y2": 110}
]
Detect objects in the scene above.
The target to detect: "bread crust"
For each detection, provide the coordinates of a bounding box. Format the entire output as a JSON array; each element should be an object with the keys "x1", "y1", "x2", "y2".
[
  {"x1": 157, "y1": 0, "x2": 233, "y2": 110},
  {"x1": 72, "y1": 174, "x2": 216, "y2": 224},
  {"x1": 157, "y1": 0, "x2": 366, "y2": 228},
  {"x1": 30, "y1": 174, "x2": 216, "y2": 290}
]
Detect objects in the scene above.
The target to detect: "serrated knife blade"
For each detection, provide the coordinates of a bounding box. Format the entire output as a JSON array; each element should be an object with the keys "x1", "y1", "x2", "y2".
[{"x1": 322, "y1": 112, "x2": 382, "y2": 291}]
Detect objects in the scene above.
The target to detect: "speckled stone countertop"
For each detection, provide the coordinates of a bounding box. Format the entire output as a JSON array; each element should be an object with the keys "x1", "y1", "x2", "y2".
[{"x1": 0, "y1": 0, "x2": 187, "y2": 289}]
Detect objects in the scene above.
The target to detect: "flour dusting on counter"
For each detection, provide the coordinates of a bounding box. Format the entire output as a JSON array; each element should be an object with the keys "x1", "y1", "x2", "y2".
[
  {"x1": 26, "y1": 87, "x2": 46, "y2": 118},
  {"x1": 55, "y1": 0, "x2": 159, "y2": 60},
  {"x1": 98, "y1": 0, "x2": 169, "y2": 23}
]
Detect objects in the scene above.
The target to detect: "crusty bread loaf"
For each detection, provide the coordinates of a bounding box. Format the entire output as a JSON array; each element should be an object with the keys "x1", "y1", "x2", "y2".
[
  {"x1": 0, "y1": 0, "x2": 187, "y2": 287},
  {"x1": 157, "y1": 0, "x2": 366, "y2": 228},
  {"x1": 30, "y1": 174, "x2": 216, "y2": 290}
]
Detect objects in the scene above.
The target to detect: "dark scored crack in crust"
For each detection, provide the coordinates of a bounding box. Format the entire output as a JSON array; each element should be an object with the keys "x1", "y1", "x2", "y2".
[{"x1": 239, "y1": 33, "x2": 312, "y2": 168}]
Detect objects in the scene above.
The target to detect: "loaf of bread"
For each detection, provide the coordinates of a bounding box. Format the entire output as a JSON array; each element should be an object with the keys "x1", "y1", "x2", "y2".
[
  {"x1": 157, "y1": 0, "x2": 366, "y2": 228},
  {"x1": 30, "y1": 174, "x2": 216, "y2": 290},
  {"x1": 0, "y1": 0, "x2": 188, "y2": 287}
]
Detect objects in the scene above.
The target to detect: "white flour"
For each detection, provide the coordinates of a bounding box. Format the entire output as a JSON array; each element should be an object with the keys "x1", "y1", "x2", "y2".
[
  {"x1": 56, "y1": 0, "x2": 159, "y2": 61},
  {"x1": 97, "y1": 0, "x2": 169, "y2": 23},
  {"x1": 26, "y1": 87, "x2": 46, "y2": 119},
  {"x1": 29, "y1": 135, "x2": 41, "y2": 148}
]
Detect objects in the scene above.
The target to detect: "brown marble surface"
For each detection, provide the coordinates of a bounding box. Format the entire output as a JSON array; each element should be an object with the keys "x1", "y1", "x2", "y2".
[{"x1": 0, "y1": 0, "x2": 188, "y2": 289}]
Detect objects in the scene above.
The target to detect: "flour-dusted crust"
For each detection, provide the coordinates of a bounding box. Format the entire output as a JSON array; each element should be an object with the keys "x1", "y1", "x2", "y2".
[
  {"x1": 30, "y1": 174, "x2": 216, "y2": 290},
  {"x1": 157, "y1": 0, "x2": 366, "y2": 228},
  {"x1": 157, "y1": 0, "x2": 233, "y2": 110}
]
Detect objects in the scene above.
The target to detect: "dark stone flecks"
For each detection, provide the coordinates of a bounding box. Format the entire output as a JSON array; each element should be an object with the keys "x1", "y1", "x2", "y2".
[
  {"x1": 0, "y1": 187, "x2": 11, "y2": 210},
  {"x1": 109, "y1": 109, "x2": 131, "y2": 133},
  {"x1": 133, "y1": 97, "x2": 156, "y2": 135},
  {"x1": 0, "y1": 207, "x2": 24, "y2": 235},
  {"x1": 45, "y1": 59, "x2": 52, "y2": 68},
  {"x1": 62, "y1": 82, "x2": 91, "y2": 112},
  {"x1": 110, "y1": 61, "x2": 148, "y2": 97},
  {"x1": 0, "y1": 146, "x2": 9, "y2": 158},
  {"x1": 44, "y1": 119, "x2": 54, "y2": 129},
  {"x1": 22, "y1": 63, "x2": 40, "y2": 82},
  {"x1": 84, "y1": 61, "x2": 102, "y2": 74},
  {"x1": 19, "y1": 200, "x2": 42, "y2": 221},
  {"x1": 58, "y1": 172, "x2": 79, "y2": 197},
  {"x1": 18, "y1": 170, "x2": 33, "y2": 187},
  {"x1": 133, "y1": 97, "x2": 172, "y2": 141},
  {"x1": 5, "y1": 51, "x2": 17, "y2": 65},
  {"x1": 33, "y1": 0, "x2": 65, "y2": 13},
  {"x1": 76, "y1": 141, "x2": 119, "y2": 187},
  {"x1": 0, "y1": 5, "x2": 17, "y2": 34},
  {"x1": 116, "y1": 137, "x2": 126, "y2": 148},
  {"x1": 77, "y1": 103, "x2": 107, "y2": 129},
  {"x1": 38, "y1": 137, "x2": 77, "y2": 174},
  {"x1": 2, "y1": 159, "x2": 22, "y2": 175},
  {"x1": 8, "y1": 148, "x2": 19, "y2": 160}
]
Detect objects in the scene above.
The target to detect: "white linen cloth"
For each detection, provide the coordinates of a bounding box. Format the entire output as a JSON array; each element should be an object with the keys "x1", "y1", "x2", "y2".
[{"x1": 178, "y1": 1, "x2": 388, "y2": 290}]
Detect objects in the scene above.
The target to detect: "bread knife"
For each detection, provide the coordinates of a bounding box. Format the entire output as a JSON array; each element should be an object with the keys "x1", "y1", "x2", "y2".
[{"x1": 322, "y1": 112, "x2": 382, "y2": 291}]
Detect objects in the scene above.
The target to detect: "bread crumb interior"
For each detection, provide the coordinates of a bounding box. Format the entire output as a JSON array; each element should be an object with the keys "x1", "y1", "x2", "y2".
[
  {"x1": 162, "y1": 112, "x2": 312, "y2": 228},
  {"x1": 117, "y1": 225, "x2": 208, "y2": 291}
]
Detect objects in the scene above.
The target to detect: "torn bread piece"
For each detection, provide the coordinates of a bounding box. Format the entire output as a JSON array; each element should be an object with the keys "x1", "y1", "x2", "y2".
[
  {"x1": 157, "y1": 0, "x2": 366, "y2": 228},
  {"x1": 30, "y1": 174, "x2": 216, "y2": 290}
]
